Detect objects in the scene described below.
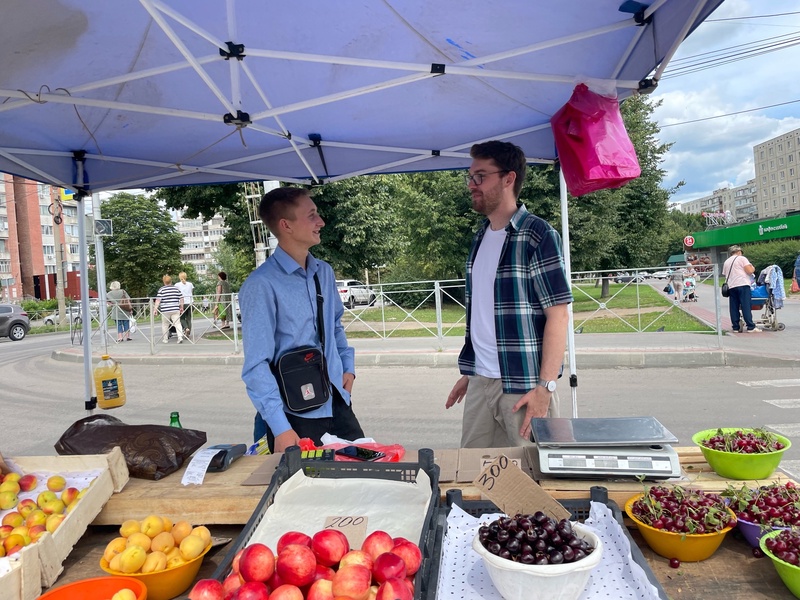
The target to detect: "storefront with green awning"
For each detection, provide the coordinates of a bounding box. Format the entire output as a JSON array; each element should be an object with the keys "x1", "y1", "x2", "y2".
[{"x1": 686, "y1": 214, "x2": 800, "y2": 267}]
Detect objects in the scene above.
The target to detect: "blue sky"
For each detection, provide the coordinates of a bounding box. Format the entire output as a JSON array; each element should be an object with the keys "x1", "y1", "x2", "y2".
[{"x1": 651, "y1": 0, "x2": 800, "y2": 204}]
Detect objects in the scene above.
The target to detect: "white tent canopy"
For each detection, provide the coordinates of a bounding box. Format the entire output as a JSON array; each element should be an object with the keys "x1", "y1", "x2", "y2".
[{"x1": 0, "y1": 0, "x2": 724, "y2": 409}]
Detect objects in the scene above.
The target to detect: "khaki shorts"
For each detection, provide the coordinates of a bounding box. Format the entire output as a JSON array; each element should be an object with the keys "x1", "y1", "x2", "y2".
[{"x1": 460, "y1": 375, "x2": 559, "y2": 448}]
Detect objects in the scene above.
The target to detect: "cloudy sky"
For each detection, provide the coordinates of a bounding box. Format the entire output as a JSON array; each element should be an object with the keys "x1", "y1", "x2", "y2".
[{"x1": 651, "y1": 0, "x2": 800, "y2": 204}]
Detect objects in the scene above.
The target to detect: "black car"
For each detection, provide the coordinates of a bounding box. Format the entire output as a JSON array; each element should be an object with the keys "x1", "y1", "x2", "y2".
[{"x1": 0, "y1": 304, "x2": 30, "y2": 341}]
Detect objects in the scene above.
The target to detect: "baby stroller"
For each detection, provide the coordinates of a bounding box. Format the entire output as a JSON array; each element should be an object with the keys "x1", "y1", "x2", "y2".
[
  {"x1": 738, "y1": 265, "x2": 786, "y2": 332},
  {"x1": 682, "y1": 276, "x2": 697, "y2": 302}
]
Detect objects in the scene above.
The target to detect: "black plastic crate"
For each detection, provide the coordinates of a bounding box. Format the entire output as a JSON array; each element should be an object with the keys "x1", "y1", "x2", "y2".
[
  {"x1": 432, "y1": 485, "x2": 667, "y2": 600},
  {"x1": 212, "y1": 447, "x2": 440, "y2": 600}
]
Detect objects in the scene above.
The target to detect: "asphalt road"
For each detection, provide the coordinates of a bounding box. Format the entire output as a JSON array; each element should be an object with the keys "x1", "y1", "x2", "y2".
[{"x1": 3, "y1": 334, "x2": 800, "y2": 480}]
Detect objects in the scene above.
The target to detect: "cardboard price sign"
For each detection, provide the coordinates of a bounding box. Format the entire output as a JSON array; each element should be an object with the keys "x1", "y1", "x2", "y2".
[
  {"x1": 323, "y1": 515, "x2": 368, "y2": 548},
  {"x1": 473, "y1": 454, "x2": 570, "y2": 521}
]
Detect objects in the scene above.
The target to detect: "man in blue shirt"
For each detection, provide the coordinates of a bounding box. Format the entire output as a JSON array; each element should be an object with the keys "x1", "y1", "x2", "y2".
[
  {"x1": 445, "y1": 141, "x2": 572, "y2": 447},
  {"x1": 240, "y1": 187, "x2": 363, "y2": 452}
]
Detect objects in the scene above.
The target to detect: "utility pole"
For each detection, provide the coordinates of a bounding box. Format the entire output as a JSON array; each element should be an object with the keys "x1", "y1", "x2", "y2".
[{"x1": 52, "y1": 194, "x2": 67, "y2": 324}]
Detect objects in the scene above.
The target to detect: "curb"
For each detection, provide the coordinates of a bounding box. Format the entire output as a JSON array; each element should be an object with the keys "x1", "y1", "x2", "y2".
[{"x1": 51, "y1": 348, "x2": 800, "y2": 369}]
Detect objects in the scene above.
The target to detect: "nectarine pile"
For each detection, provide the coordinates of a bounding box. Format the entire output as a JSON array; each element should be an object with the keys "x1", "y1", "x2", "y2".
[
  {"x1": 189, "y1": 528, "x2": 423, "y2": 600},
  {"x1": 0, "y1": 471, "x2": 85, "y2": 556},
  {"x1": 104, "y1": 515, "x2": 212, "y2": 575}
]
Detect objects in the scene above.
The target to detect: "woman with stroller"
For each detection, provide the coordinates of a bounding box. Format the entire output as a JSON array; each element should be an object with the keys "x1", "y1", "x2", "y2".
[
  {"x1": 668, "y1": 269, "x2": 684, "y2": 302},
  {"x1": 722, "y1": 245, "x2": 761, "y2": 333}
]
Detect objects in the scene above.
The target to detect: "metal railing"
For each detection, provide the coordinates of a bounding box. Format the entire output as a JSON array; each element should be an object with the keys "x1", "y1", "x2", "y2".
[{"x1": 22, "y1": 269, "x2": 726, "y2": 351}]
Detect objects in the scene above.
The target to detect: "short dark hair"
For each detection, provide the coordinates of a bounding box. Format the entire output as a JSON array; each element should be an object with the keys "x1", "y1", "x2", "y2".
[
  {"x1": 218, "y1": 271, "x2": 227, "y2": 281},
  {"x1": 259, "y1": 187, "x2": 310, "y2": 234},
  {"x1": 470, "y1": 141, "x2": 527, "y2": 198}
]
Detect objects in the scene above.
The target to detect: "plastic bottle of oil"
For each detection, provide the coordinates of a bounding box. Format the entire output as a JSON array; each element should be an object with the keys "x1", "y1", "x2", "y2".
[{"x1": 94, "y1": 355, "x2": 126, "y2": 409}]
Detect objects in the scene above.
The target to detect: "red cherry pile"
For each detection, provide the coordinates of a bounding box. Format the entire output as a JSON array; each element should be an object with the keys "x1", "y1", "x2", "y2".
[
  {"x1": 629, "y1": 485, "x2": 735, "y2": 535},
  {"x1": 764, "y1": 529, "x2": 800, "y2": 566},
  {"x1": 724, "y1": 481, "x2": 800, "y2": 527},
  {"x1": 477, "y1": 511, "x2": 595, "y2": 566},
  {"x1": 700, "y1": 428, "x2": 785, "y2": 454}
]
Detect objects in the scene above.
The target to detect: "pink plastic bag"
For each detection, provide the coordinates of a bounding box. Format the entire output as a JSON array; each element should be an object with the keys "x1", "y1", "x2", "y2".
[{"x1": 550, "y1": 83, "x2": 641, "y2": 197}]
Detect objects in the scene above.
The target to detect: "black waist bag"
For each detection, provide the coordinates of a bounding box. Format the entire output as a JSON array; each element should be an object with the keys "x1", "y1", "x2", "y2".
[{"x1": 271, "y1": 345, "x2": 330, "y2": 413}]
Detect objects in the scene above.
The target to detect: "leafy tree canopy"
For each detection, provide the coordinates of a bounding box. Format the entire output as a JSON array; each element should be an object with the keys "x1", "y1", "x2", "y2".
[{"x1": 98, "y1": 192, "x2": 184, "y2": 298}]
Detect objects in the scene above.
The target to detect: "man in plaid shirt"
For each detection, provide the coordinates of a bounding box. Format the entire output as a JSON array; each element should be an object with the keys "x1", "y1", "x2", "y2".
[{"x1": 446, "y1": 141, "x2": 572, "y2": 447}]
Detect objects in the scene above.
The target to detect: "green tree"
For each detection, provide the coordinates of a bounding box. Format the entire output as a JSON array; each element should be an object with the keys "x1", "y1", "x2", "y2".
[
  {"x1": 99, "y1": 193, "x2": 184, "y2": 298},
  {"x1": 311, "y1": 175, "x2": 403, "y2": 277},
  {"x1": 389, "y1": 171, "x2": 479, "y2": 281}
]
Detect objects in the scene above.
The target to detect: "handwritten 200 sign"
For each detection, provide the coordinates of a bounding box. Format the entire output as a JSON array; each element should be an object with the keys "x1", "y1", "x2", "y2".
[{"x1": 323, "y1": 516, "x2": 368, "y2": 548}]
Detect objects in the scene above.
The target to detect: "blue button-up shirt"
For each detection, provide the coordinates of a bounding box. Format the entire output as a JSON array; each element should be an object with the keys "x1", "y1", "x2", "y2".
[
  {"x1": 240, "y1": 246, "x2": 355, "y2": 437},
  {"x1": 458, "y1": 204, "x2": 572, "y2": 393}
]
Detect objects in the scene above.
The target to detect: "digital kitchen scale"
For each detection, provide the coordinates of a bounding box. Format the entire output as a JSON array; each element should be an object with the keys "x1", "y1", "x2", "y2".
[{"x1": 531, "y1": 417, "x2": 682, "y2": 480}]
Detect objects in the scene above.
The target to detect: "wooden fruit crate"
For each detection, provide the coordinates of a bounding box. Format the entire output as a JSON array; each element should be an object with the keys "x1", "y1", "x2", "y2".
[{"x1": 0, "y1": 448, "x2": 129, "y2": 600}]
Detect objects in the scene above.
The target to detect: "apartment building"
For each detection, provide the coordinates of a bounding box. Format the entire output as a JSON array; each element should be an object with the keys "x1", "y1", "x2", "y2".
[
  {"x1": 173, "y1": 212, "x2": 228, "y2": 277},
  {"x1": 679, "y1": 179, "x2": 758, "y2": 224},
  {"x1": 0, "y1": 174, "x2": 82, "y2": 302},
  {"x1": 754, "y1": 127, "x2": 800, "y2": 219}
]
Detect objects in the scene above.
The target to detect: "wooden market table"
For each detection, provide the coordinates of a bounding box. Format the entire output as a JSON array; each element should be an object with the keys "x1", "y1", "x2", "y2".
[{"x1": 44, "y1": 448, "x2": 800, "y2": 599}]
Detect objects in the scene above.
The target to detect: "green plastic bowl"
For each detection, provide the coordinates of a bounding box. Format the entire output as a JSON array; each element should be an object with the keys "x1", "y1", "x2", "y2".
[
  {"x1": 692, "y1": 428, "x2": 791, "y2": 480},
  {"x1": 760, "y1": 529, "x2": 800, "y2": 598}
]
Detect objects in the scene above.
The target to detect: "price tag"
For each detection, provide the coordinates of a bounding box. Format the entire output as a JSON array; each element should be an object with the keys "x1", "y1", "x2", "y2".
[
  {"x1": 323, "y1": 516, "x2": 368, "y2": 548},
  {"x1": 473, "y1": 454, "x2": 570, "y2": 521}
]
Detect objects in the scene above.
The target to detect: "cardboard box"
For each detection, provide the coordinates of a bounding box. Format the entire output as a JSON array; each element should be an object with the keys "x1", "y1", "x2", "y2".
[
  {"x1": 0, "y1": 448, "x2": 129, "y2": 600},
  {"x1": 456, "y1": 446, "x2": 534, "y2": 482},
  {"x1": 433, "y1": 448, "x2": 458, "y2": 483}
]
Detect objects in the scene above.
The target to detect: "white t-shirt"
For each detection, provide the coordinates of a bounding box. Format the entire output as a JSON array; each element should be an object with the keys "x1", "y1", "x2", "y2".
[
  {"x1": 722, "y1": 255, "x2": 752, "y2": 288},
  {"x1": 175, "y1": 280, "x2": 194, "y2": 303},
  {"x1": 471, "y1": 227, "x2": 506, "y2": 378}
]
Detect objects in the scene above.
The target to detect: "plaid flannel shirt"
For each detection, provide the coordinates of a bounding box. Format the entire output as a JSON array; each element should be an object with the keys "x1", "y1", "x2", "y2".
[{"x1": 458, "y1": 204, "x2": 573, "y2": 393}]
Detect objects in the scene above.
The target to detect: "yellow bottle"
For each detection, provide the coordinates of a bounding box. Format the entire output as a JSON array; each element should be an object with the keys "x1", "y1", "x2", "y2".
[{"x1": 94, "y1": 355, "x2": 126, "y2": 409}]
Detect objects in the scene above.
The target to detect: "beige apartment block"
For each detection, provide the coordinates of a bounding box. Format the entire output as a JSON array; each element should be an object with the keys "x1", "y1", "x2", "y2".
[
  {"x1": 175, "y1": 212, "x2": 228, "y2": 277},
  {"x1": 679, "y1": 179, "x2": 758, "y2": 224},
  {"x1": 754, "y1": 127, "x2": 800, "y2": 219}
]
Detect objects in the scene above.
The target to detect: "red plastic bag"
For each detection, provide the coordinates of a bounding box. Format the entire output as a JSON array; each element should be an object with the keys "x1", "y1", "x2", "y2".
[
  {"x1": 550, "y1": 83, "x2": 641, "y2": 197},
  {"x1": 791, "y1": 279, "x2": 800, "y2": 294}
]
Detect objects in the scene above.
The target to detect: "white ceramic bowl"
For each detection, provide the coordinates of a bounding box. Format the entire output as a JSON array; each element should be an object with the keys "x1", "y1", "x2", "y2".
[{"x1": 472, "y1": 522, "x2": 603, "y2": 600}]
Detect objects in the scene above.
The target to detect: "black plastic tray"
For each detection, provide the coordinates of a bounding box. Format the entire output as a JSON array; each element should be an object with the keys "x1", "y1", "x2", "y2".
[
  {"x1": 432, "y1": 485, "x2": 667, "y2": 600},
  {"x1": 212, "y1": 447, "x2": 440, "y2": 600}
]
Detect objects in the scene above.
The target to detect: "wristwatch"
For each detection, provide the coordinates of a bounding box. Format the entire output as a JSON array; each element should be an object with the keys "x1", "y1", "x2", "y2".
[{"x1": 538, "y1": 380, "x2": 557, "y2": 392}]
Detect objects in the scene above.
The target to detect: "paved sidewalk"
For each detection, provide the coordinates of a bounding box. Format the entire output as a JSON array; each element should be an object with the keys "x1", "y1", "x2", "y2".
[{"x1": 51, "y1": 282, "x2": 799, "y2": 369}]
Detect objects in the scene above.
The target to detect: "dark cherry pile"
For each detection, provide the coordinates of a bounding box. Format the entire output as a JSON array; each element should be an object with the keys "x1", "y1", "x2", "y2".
[
  {"x1": 629, "y1": 485, "x2": 735, "y2": 534},
  {"x1": 764, "y1": 529, "x2": 800, "y2": 566},
  {"x1": 477, "y1": 512, "x2": 594, "y2": 566},
  {"x1": 700, "y1": 428, "x2": 785, "y2": 454},
  {"x1": 724, "y1": 481, "x2": 800, "y2": 527}
]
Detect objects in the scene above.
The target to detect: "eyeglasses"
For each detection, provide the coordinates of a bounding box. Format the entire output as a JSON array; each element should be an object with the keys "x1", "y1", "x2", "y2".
[{"x1": 464, "y1": 170, "x2": 508, "y2": 186}]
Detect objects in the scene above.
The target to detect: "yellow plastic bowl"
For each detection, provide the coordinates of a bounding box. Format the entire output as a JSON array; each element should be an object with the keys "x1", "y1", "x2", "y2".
[
  {"x1": 625, "y1": 494, "x2": 735, "y2": 562},
  {"x1": 692, "y1": 428, "x2": 791, "y2": 480},
  {"x1": 38, "y1": 576, "x2": 147, "y2": 600},
  {"x1": 100, "y1": 543, "x2": 212, "y2": 600}
]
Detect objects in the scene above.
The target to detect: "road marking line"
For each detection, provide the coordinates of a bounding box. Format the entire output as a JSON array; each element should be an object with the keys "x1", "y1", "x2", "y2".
[
  {"x1": 766, "y1": 423, "x2": 800, "y2": 437},
  {"x1": 780, "y1": 460, "x2": 800, "y2": 481},
  {"x1": 764, "y1": 399, "x2": 800, "y2": 408},
  {"x1": 738, "y1": 379, "x2": 800, "y2": 388}
]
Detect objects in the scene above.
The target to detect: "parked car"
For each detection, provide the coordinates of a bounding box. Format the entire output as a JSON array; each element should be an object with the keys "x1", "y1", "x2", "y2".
[
  {"x1": 336, "y1": 280, "x2": 376, "y2": 309},
  {"x1": 0, "y1": 304, "x2": 30, "y2": 341},
  {"x1": 651, "y1": 270, "x2": 671, "y2": 280},
  {"x1": 614, "y1": 273, "x2": 646, "y2": 284},
  {"x1": 44, "y1": 305, "x2": 98, "y2": 325}
]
